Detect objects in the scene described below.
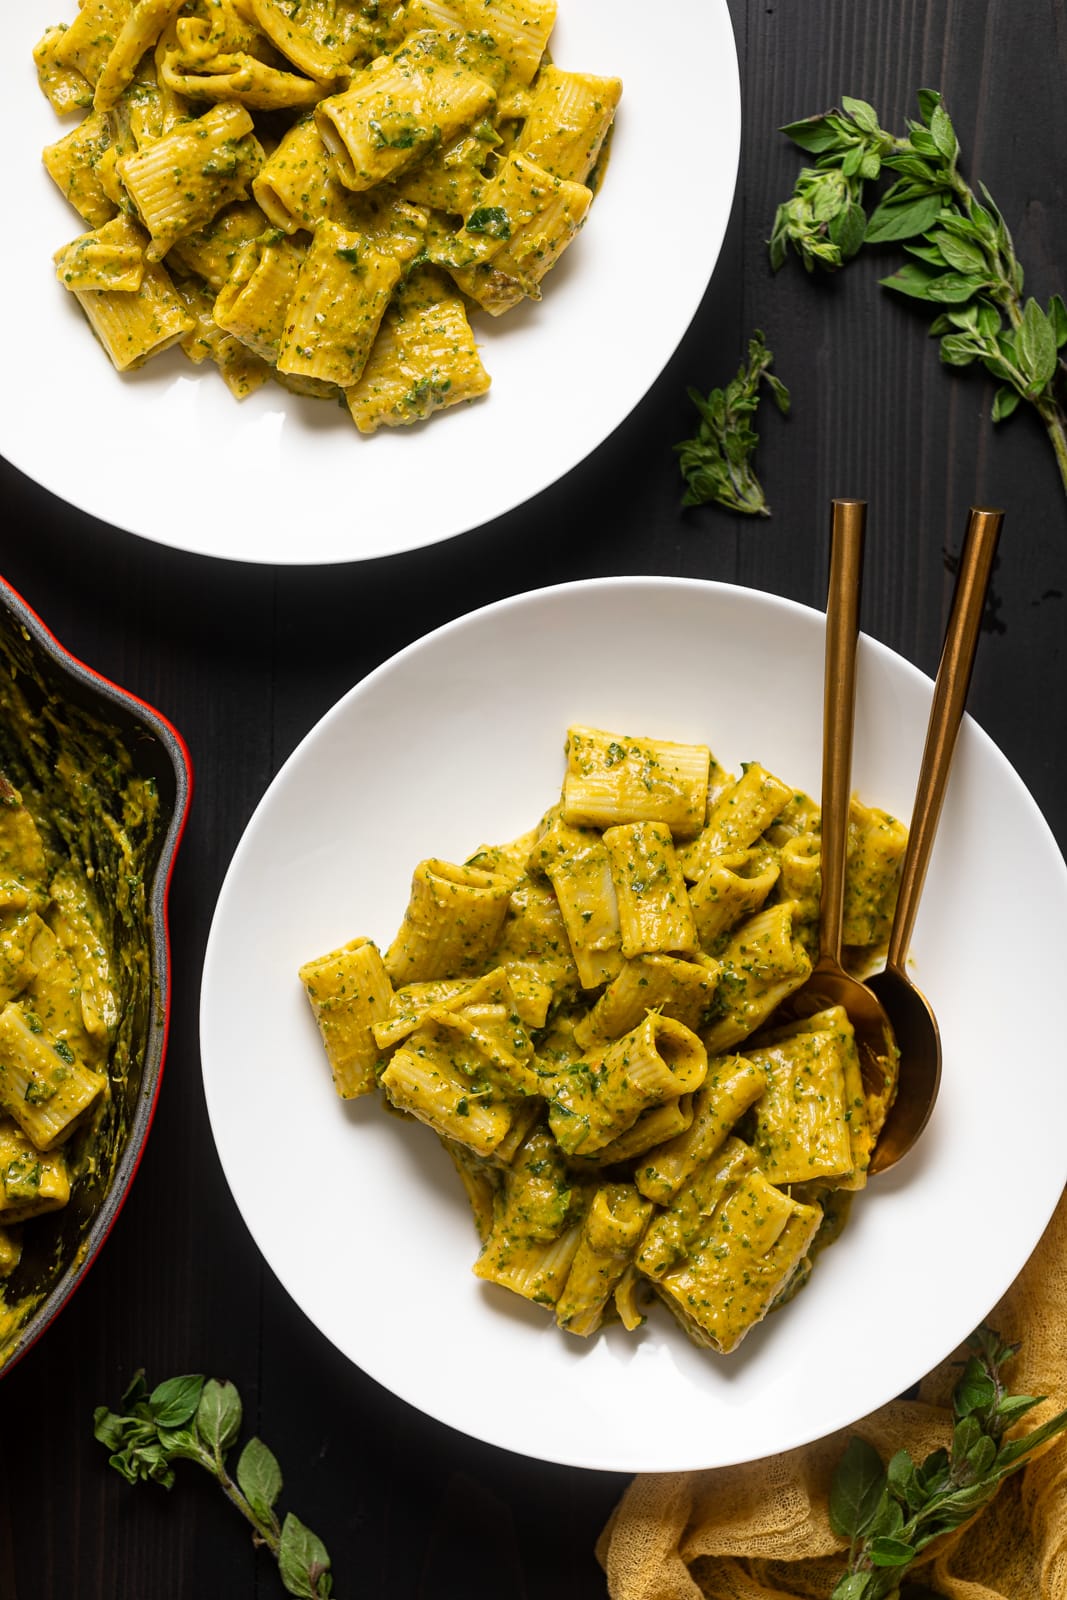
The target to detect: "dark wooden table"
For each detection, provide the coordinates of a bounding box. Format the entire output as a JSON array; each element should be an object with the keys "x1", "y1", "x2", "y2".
[{"x1": 3, "y1": 2, "x2": 1065, "y2": 1594}]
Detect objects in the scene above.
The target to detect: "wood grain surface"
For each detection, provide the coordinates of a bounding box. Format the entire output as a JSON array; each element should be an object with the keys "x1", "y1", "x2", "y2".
[{"x1": 2, "y1": 1, "x2": 1065, "y2": 1594}]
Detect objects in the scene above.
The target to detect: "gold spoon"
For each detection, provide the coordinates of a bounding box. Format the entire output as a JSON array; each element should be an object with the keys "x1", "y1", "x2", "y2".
[
  {"x1": 867, "y1": 505, "x2": 1005, "y2": 1173},
  {"x1": 791, "y1": 498, "x2": 901, "y2": 1124}
]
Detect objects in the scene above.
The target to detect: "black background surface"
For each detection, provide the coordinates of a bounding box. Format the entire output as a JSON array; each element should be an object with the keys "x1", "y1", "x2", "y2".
[{"x1": 2, "y1": 1, "x2": 1066, "y2": 1594}]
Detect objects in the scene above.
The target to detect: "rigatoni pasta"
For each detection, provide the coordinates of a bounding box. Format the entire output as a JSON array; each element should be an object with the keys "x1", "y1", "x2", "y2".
[
  {"x1": 0, "y1": 773, "x2": 121, "y2": 1283},
  {"x1": 300, "y1": 722, "x2": 906, "y2": 1357},
  {"x1": 34, "y1": 0, "x2": 621, "y2": 434}
]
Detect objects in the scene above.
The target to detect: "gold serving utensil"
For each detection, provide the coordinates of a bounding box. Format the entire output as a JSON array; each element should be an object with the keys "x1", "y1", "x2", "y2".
[
  {"x1": 867, "y1": 505, "x2": 1005, "y2": 1173},
  {"x1": 790, "y1": 499, "x2": 901, "y2": 1135}
]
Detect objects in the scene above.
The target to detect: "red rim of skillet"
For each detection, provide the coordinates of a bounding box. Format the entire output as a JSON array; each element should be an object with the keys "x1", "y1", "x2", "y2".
[{"x1": 0, "y1": 573, "x2": 193, "y2": 1376}]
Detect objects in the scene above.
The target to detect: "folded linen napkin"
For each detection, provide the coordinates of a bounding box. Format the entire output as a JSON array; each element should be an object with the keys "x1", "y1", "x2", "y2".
[{"x1": 597, "y1": 1188, "x2": 1067, "y2": 1599}]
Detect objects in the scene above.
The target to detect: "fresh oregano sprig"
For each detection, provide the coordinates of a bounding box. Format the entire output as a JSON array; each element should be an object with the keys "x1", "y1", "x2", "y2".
[
  {"x1": 674, "y1": 330, "x2": 790, "y2": 515},
  {"x1": 827, "y1": 1325, "x2": 1067, "y2": 1599},
  {"x1": 770, "y1": 90, "x2": 1067, "y2": 497},
  {"x1": 93, "y1": 1371, "x2": 334, "y2": 1599}
]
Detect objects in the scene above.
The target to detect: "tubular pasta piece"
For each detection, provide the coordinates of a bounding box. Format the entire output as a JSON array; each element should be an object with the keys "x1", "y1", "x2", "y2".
[
  {"x1": 679, "y1": 763, "x2": 795, "y2": 882},
  {"x1": 603, "y1": 820, "x2": 698, "y2": 959},
  {"x1": 562, "y1": 725, "x2": 711, "y2": 838},
  {"x1": 117, "y1": 101, "x2": 265, "y2": 261},
  {"x1": 514, "y1": 64, "x2": 622, "y2": 184},
  {"x1": 346, "y1": 274, "x2": 490, "y2": 432},
  {"x1": 314, "y1": 30, "x2": 495, "y2": 192},
  {"x1": 94, "y1": 0, "x2": 188, "y2": 111},
  {"x1": 635, "y1": 1055, "x2": 768, "y2": 1204},
  {"x1": 0, "y1": 1003, "x2": 107, "y2": 1152},
  {"x1": 167, "y1": 199, "x2": 271, "y2": 290},
  {"x1": 52, "y1": 0, "x2": 134, "y2": 85},
  {"x1": 277, "y1": 219, "x2": 400, "y2": 387},
  {"x1": 249, "y1": 0, "x2": 385, "y2": 84},
  {"x1": 72, "y1": 258, "x2": 196, "y2": 370},
  {"x1": 54, "y1": 213, "x2": 147, "y2": 293},
  {"x1": 42, "y1": 112, "x2": 118, "y2": 228},
  {"x1": 383, "y1": 858, "x2": 512, "y2": 987},
  {"x1": 573, "y1": 952, "x2": 720, "y2": 1050},
  {"x1": 556, "y1": 1183, "x2": 653, "y2": 1336},
  {"x1": 537, "y1": 816, "x2": 623, "y2": 990},
  {"x1": 159, "y1": 48, "x2": 326, "y2": 110},
  {"x1": 379, "y1": 1023, "x2": 517, "y2": 1157},
  {"x1": 644, "y1": 1149, "x2": 822, "y2": 1354},
  {"x1": 689, "y1": 848, "x2": 781, "y2": 951},
  {"x1": 548, "y1": 1012, "x2": 706, "y2": 1156},
  {"x1": 844, "y1": 799, "x2": 907, "y2": 950},
  {"x1": 700, "y1": 902, "x2": 812, "y2": 1055},
  {"x1": 446, "y1": 155, "x2": 591, "y2": 314},
  {"x1": 213, "y1": 231, "x2": 306, "y2": 362},
  {"x1": 298, "y1": 937, "x2": 394, "y2": 1098},
  {"x1": 34, "y1": 26, "x2": 94, "y2": 114},
  {"x1": 408, "y1": 0, "x2": 556, "y2": 89},
  {"x1": 749, "y1": 1006, "x2": 874, "y2": 1190},
  {"x1": 0, "y1": 1120, "x2": 71, "y2": 1223},
  {"x1": 174, "y1": 275, "x2": 273, "y2": 398}
]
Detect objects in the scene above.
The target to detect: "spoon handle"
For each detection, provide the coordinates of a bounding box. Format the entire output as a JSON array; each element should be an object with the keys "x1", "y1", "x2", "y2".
[
  {"x1": 818, "y1": 498, "x2": 867, "y2": 967},
  {"x1": 886, "y1": 506, "x2": 1005, "y2": 973}
]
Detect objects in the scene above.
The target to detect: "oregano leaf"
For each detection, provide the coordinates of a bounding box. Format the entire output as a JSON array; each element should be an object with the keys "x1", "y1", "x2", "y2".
[
  {"x1": 829, "y1": 1436, "x2": 887, "y2": 1539},
  {"x1": 237, "y1": 1436, "x2": 284, "y2": 1521},
  {"x1": 831, "y1": 1575, "x2": 872, "y2": 1600},
  {"x1": 841, "y1": 95, "x2": 880, "y2": 132},
  {"x1": 196, "y1": 1379, "x2": 243, "y2": 1457},
  {"x1": 878, "y1": 262, "x2": 942, "y2": 300},
  {"x1": 869, "y1": 1536, "x2": 918, "y2": 1568},
  {"x1": 916, "y1": 86, "x2": 942, "y2": 122},
  {"x1": 780, "y1": 114, "x2": 847, "y2": 154},
  {"x1": 954, "y1": 1357, "x2": 997, "y2": 1419},
  {"x1": 1048, "y1": 293, "x2": 1067, "y2": 348},
  {"x1": 932, "y1": 229, "x2": 986, "y2": 274},
  {"x1": 149, "y1": 1376, "x2": 205, "y2": 1429},
  {"x1": 1018, "y1": 297, "x2": 1058, "y2": 391},
  {"x1": 865, "y1": 193, "x2": 943, "y2": 243},
  {"x1": 929, "y1": 103, "x2": 959, "y2": 163},
  {"x1": 992, "y1": 385, "x2": 1021, "y2": 421},
  {"x1": 829, "y1": 201, "x2": 867, "y2": 258},
  {"x1": 924, "y1": 271, "x2": 989, "y2": 303},
  {"x1": 278, "y1": 1513, "x2": 333, "y2": 1599}
]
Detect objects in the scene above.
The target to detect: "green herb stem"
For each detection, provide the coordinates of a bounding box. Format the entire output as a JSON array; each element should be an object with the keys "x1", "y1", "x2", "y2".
[
  {"x1": 674, "y1": 330, "x2": 790, "y2": 516},
  {"x1": 827, "y1": 1326, "x2": 1067, "y2": 1600},
  {"x1": 92, "y1": 1373, "x2": 333, "y2": 1599},
  {"x1": 771, "y1": 91, "x2": 1067, "y2": 502}
]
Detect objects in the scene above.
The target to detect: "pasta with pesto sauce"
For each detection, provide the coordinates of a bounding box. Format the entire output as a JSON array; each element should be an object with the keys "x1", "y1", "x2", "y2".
[
  {"x1": 34, "y1": 0, "x2": 621, "y2": 431},
  {"x1": 299, "y1": 724, "x2": 906, "y2": 1356}
]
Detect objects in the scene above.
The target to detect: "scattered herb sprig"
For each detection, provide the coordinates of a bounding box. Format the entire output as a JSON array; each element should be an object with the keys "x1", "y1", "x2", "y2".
[
  {"x1": 93, "y1": 1372, "x2": 334, "y2": 1599},
  {"x1": 674, "y1": 330, "x2": 790, "y2": 515},
  {"x1": 828, "y1": 1325, "x2": 1067, "y2": 1599},
  {"x1": 770, "y1": 90, "x2": 1067, "y2": 497}
]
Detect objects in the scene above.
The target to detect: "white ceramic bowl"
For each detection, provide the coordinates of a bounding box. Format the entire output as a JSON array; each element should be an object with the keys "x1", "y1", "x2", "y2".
[
  {"x1": 200, "y1": 577, "x2": 1067, "y2": 1470},
  {"x1": 2, "y1": 2, "x2": 740, "y2": 563}
]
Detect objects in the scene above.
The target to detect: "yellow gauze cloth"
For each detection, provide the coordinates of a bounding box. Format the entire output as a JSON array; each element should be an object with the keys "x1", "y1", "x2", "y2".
[{"x1": 598, "y1": 1187, "x2": 1067, "y2": 1600}]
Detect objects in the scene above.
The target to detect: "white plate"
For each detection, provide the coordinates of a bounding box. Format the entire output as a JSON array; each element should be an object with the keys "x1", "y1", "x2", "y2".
[
  {"x1": 200, "y1": 577, "x2": 1067, "y2": 1472},
  {"x1": 2, "y1": 3, "x2": 739, "y2": 565}
]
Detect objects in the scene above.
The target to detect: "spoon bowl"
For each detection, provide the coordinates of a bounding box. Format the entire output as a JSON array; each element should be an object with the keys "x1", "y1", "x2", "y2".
[{"x1": 865, "y1": 964, "x2": 941, "y2": 1172}]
